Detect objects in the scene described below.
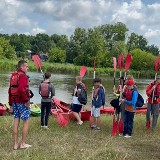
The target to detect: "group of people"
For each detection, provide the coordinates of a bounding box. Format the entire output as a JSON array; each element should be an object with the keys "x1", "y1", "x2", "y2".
[
  {"x1": 8, "y1": 60, "x2": 160, "y2": 150},
  {"x1": 113, "y1": 74, "x2": 160, "y2": 138}
]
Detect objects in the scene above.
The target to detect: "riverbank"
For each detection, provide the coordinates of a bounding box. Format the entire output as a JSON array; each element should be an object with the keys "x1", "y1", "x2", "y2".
[{"x1": 0, "y1": 59, "x2": 156, "y2": 78}]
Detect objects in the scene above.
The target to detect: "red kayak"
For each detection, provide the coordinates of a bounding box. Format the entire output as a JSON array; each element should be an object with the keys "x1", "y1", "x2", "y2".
[
  {"x1": 51, "y1": 98, "x2": 91, "y2": 121},
  {"x1": 0, "y1": 103, "x2": 7, "y2": 116},
  {"x1": 51, "y1": 98, "x2": 155, "y2": 121}
]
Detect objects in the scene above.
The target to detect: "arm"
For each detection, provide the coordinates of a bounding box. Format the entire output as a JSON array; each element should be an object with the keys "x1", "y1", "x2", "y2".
[
  {"x1": 50, "y1": 84, "x2": 55, "y2": 97},
  {"x1": 18, "y1": 75, "x2": 30, "y2": 102},
  {"x1": 124, "y1": 91, "x2": 138, "y2": 106}
]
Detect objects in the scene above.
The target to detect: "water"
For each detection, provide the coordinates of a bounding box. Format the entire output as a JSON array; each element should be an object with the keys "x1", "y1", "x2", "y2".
[{"x1": 0, "y1": 72, "x2": 153, "y2": 105}]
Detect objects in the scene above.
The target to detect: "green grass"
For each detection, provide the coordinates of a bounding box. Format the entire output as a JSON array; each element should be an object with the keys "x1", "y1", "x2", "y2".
[{"x1": 0, "y1": 114, "x2": 160, "y2": 160}]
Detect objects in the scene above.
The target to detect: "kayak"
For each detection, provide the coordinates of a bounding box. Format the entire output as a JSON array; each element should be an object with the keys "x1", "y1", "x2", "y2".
[
  {"x1": 0, "y1": 103, "x2": 7, "y2": 116},
  {"x1": 30, "y1": 103, "x2": 41, "y2": 116},
  {"x1": 52, "y1": 97, "x2": 91, "y2": 121}
]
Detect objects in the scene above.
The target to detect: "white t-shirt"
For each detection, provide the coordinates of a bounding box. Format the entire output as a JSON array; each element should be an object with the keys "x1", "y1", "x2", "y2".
[{"x1": 72, "y1": 86, "x2": 81, "y2": 105}]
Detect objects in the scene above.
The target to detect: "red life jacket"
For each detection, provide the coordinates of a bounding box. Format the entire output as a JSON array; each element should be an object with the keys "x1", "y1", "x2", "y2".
[
  {"x1": 8, "y1": 70, "x2": 29, "y2": 105},
  {"x1": 123, "y1": 88, "x2": 133, "y2": 101},
  {"x1": 40, "y1": 82, "x2": 51, "y2": 98}
]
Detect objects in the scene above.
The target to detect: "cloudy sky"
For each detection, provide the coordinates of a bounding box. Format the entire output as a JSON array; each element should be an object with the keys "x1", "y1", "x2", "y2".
[{"x1": 0, "y1": 0, "x2": 160, "y2": 47}]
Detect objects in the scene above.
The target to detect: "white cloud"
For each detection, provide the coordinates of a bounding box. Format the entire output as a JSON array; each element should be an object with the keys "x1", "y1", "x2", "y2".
[
  {"x1": 144, "y1": 29, "x2": 160, "y2": 38},
  {"x1": 31, "y1": 27, "x2": 46, "y2": 35},
  {"x1": 0, "y1": 0, "x2": 159, "y2": 48}
]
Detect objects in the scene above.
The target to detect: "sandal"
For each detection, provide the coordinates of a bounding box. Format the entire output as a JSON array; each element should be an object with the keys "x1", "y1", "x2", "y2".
[{"x1": 19, "y1": 144, "x2": 32, "y2": 150}]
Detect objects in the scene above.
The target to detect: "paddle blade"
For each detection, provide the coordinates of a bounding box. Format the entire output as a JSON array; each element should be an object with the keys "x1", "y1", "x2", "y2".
[
  {"x1": 118, "y1": 54, "x2": 124, "y2": 70},
  {"x1": 154, "y1": 56, "x2": 160, "y2": 72},
  {"x1": 125, "y1": 54, "x2": 132, "y2": 71},
  {"x1": 32, "y1": 55, "x2": 42, "y2": 70},
  {"x1": 111, "y1": 115, "x2": 118, "y2": 136},
  {"x1": 80, "y1": 66, "x2": 87, "y2": 77},
  {"x1": 113, "y1": 57, "x2": 117, "y2": 72},
  {"x1": 118, "y1": 119, "x2": 124, "y2": 134}
]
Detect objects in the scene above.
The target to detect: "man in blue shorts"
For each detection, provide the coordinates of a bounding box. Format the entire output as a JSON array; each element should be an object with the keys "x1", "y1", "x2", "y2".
[{"x1": 9, "y1": 60, "x2": 32, "y2": 150}]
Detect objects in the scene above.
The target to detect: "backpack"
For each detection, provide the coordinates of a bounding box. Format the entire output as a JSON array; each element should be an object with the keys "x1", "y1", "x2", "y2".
[
  {"x1": 40, "y1": 82, "x2": 51, "y2": 98},
  {"x1": 132, "y1": 89, "x2": 144, "y2": 107},
  {"x1": 136, "y1": 93, "x2": 144, "y2": 107},
  {"x1": 77, "y1": 84, "x2": 87, "y2": 105}
]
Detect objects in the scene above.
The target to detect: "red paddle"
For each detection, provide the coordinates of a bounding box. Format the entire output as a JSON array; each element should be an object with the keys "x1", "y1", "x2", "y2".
[
  {"x1": 152, "y1": 56, "x2": 160, "y2": 103},
  {"x1": 124, "y1": 54, "x2": 132, "y2": 79},
  {"x1": 111, "y1": 115, "x2": 118, "y2": 136},
  {"x1": 32, "y1": 55, "x2": 43, "y2": 74},
  {"x1": 113, "y1": 57, "x2": 117, "y2": 91},
  {"x1": 118, "y1": 118, "x2": 124, "y2": 133},
  {"x1": 90, "y1": 57, "x2": 96, "y2": 128},
  {"x1": 80, "y1": 66, "x2": 87, "y2": 77},
  {"x1": 118, "y1": 54, "x2": 124, "y2": 78},
  {"x1": 154, "y1": 56, "x2": 160, "y2": 79}
]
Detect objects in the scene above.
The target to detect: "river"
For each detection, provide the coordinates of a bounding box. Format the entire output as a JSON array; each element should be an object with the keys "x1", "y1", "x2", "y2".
[{"x1": 0, "y1": 72, "x2": 153, "y2": 106}]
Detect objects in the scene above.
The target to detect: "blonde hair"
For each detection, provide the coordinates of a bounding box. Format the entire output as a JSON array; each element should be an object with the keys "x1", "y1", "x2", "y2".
[{"x1": 76, "y1": 76, "x2": 82, "y2": 82}]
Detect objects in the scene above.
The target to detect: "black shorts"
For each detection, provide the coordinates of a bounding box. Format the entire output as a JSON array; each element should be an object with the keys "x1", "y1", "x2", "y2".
[{"x1": 72, "y1": 104, "x2": 82, "y2": 113}]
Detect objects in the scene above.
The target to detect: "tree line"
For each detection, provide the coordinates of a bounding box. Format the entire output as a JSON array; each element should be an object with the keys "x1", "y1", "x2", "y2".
[{"x1": 0, "y1": 22, "x2": 159, "y2": 71}]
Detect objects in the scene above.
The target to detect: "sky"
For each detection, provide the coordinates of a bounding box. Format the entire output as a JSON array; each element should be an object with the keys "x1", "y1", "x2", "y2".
[{"x1": 0, "y1": 0, "x2": 160, "y2": 48}]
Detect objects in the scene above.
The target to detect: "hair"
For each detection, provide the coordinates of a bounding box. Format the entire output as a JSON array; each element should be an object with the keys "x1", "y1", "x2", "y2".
[
  {"x1": 94, "y1": 78, "x2": 101, "y2": 83},
  {"x1": 126, "y1": 74, "x2": 134, "y2": 80},
  {"x1": 44, "y1": 72, "x2": 51, "y2": 79},
  {"x1": 76, "y1": 76, "x2": 82, "y2": 82},
  {"x1": 17, "y1": 60, "x2": 28, "y2": 69}
]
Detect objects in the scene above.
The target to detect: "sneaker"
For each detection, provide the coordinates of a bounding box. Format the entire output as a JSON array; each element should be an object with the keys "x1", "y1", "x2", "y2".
[
  {"x1": 91, "y1": 124, "x2": 97, "y2": 129},
  {"x1": 118, "y1": 134, "x2": 123, "y2": 137},
  {"x1": 44, "y1": 126, "x2": 49, "y2": 129},
  {"x1": 124, "y1": 134, "x2": 131, "y2": 138},
  {"x1": 95, "y1": 127, "x2": 101, "y2": 131},
  {"x1": 77, "y1": 121, "x2": 83, "y2": 125},
  {"x1": 41, "y1": 126, "x2": 45, "y2": 128}
]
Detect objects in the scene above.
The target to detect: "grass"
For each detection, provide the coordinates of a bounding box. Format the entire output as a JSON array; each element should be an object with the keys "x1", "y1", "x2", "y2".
[{"x1": 0, "y1": 113, "x2": 160, "y2": 160}]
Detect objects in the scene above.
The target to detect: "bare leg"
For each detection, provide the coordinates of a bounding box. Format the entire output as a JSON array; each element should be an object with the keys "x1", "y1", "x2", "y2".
[
  {"x1": 91, "y1": 116, "x2": 96, "y2": 126},
  {"x1": 13, "y1": 118, "x2": 20, "y2": 149},
  {"x1": 72, "y1": 112, "x2": 82, "y2": 124},
  {"x1": 95, "y1": 117, "x2": 100, "y2": 128},
  {"x1": 20, "y1": 119, "x2": 30, "y2": 147}
]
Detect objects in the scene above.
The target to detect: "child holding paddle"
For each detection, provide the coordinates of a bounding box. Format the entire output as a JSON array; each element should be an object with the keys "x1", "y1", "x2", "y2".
[{"x1": 120, "y1": 79, "x2": 138, "y2": 138}]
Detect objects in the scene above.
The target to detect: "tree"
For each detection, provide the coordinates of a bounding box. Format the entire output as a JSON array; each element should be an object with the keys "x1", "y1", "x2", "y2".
[
  {"x1": 146, "y1": 45, "x2": 159, "y2": 56},
  {"x1": 0, "y1": 37, "x2": 16, "y2": 59},
  {"x1": 48, "y1": 47, "x2": 66, "y2": 63}
]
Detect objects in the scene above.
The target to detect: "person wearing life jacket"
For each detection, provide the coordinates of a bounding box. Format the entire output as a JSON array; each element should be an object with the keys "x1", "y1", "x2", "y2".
[
  {"x1": 146, "y1": 75, "x2": 160, "y2": 129},
  {"x1": 9, "y1": 60, "x2": 32, "y2": 150},
  {"x1": 39, "y1": 72, "x2": 55, "y2": 129},
  {"x1": 91, "y1": 78, "x2": 106, "y2": 131},
  {"x1": 72, "y1": 76, "x2": 86, "y2": 125},
  {"x1": 120, "y1": 80, "x2": 138, "y2": 138}
]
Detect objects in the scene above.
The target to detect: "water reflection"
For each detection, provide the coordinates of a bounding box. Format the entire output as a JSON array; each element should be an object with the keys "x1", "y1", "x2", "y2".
[{"x1": 0, "y1": 72, "x2": 152, "y2": 105}]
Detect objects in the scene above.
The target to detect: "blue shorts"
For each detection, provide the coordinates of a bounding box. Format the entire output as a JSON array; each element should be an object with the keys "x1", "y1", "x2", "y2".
[{"x1": 13, "y1": 103, "x2": 30, "y2": 121}]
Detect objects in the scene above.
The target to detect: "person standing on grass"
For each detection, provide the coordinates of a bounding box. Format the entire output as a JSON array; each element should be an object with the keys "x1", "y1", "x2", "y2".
[
  {"x1": 91, "y1": 78, "x2": 105, "y2": 131},
  {"x1": 72, "y1": 76, "x2": 85, "y2": 125},
  {"x1": 39, "y1": 72, "x2": 55, "y2": 129},
  {"x1": 8, "y1": 60, "x2": 32, "y2": 150},
  {"x1": 120, "y1": 80, "x2": 138, "y2": 138},
  {"x1": 146, "y1": 75, "x2": 160, "y2": 129}
]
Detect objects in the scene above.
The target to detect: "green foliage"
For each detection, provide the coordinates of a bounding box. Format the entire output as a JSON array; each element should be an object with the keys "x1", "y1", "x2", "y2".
[
  {"x1": 48, "y1": 47, "x2": 66, "y2": 63},
  {"x1": 130, "y1": 48, "x2": 156, "y2": 70},
  {"x1": 0, "y1": 37, "x2": 16, "y2": 59}
]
